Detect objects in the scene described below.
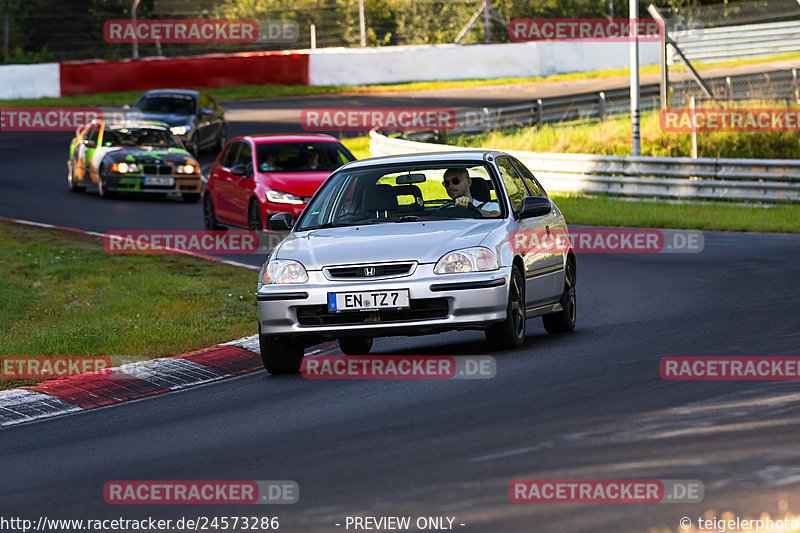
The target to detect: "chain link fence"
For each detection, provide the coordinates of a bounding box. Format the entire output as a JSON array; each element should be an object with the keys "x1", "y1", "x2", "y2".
[
  {"x1": 656, "y1": 0, "x2": 800, "y2": 108},
  {"x1": 3, "y1": 0, "x2": 621, "y2": 63}
]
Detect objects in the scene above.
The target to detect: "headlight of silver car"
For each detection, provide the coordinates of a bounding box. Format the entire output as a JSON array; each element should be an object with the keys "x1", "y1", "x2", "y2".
[
  {"x1": 262, "y1": 259, "x2": 309, "y2": 284},
  {"x1": 434, "y1": 247, "x2": 499, "y2": 274}
]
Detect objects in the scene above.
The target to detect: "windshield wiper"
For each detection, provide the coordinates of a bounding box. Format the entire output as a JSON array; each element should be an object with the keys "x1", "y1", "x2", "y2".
[
  {"x1": 394, "y1": 215, "x2": 422, "y2": 223},
  {"x1": 301, "y1": 222, "x2": 357, "y2": 230}
]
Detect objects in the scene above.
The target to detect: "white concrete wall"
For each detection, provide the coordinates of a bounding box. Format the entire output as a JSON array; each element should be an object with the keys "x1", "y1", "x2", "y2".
[
  {"x1": 0, "y1": 63, "x2": 61, "y2": 99},
  {"x1": 309, "y1": 41, "x2": 660, "y2": 86}
]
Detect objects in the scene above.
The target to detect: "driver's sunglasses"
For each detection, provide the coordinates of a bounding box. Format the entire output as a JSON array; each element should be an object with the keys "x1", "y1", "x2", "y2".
[{"x1": 442, "y1": 177, "x2": 461, "y2": 186}]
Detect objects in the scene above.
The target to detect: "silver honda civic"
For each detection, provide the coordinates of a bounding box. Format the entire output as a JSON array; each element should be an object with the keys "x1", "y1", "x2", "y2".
[{"x1": 256, "y1": 151, "x2": 576, "y2": 374}]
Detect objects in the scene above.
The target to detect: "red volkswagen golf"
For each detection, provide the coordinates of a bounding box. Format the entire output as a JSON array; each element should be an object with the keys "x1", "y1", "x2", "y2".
[{"x1": 203, "y1": 134, "x2": 356, "y2": 230}]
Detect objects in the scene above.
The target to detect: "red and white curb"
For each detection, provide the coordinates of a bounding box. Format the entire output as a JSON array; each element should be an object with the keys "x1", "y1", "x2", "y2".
[
  {"x1": 0, "y1": 341, "x2": 262, "y2": 428},
  {"x1": 0, "y1": 218, "x2": 340, "y2": 428}
]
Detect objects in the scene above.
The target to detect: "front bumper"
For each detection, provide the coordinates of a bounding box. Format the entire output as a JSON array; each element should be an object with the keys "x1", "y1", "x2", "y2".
[
  {"x1": 106, "y1": 173, "x2": 201, "y2": 194},
  {"x1": 256, "y1": 264, "x2": 510, "y2": 338}
]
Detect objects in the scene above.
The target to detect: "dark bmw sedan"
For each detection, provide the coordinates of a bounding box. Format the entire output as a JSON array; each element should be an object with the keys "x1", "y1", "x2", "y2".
[{"x1": 127, "y1": 89, "x2": 227, "y2": 156}]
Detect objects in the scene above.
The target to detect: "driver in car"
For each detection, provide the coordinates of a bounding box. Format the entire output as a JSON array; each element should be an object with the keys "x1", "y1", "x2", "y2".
[{"x1": 443, "y1": 168, "x2": 501, "y2": 217}]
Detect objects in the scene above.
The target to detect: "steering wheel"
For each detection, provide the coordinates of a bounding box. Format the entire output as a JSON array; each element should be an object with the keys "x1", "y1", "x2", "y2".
[{"x1": 432, "y1": 200, "x2": 483, "y2": 218}]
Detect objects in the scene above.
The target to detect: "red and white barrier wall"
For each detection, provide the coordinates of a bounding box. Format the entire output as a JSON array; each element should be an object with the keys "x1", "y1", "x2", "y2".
[{"x1": 0, "y1": 42, "x2": 659, "y2": 100}]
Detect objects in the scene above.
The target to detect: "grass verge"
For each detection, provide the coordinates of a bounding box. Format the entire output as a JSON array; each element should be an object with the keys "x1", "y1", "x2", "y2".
[
  {"x1": 341, "y1": 136, "x2": 372, "y2": 160},
  {"x1": 0, "y1": 220, "x2": 257, "y2": 390},
  {"x1": 551, "y1": 194, "x2": 800, "y2": 233},
  {"x1": 1, "y1": 53, "x2": 796, "y2": 108},
  {"x1": 446, "y1": 110, "x2": 800, "y2": 159}
]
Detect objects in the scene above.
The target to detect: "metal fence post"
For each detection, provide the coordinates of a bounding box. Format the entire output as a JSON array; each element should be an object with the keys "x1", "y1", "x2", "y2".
[{"x1": 598, "y1": 92, "x2": 606, "y2": 121}]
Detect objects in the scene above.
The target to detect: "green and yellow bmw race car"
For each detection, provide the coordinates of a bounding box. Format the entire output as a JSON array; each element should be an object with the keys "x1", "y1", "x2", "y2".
[{"x1": 67, "y1": 119, "x2": 202, "y2": 202}]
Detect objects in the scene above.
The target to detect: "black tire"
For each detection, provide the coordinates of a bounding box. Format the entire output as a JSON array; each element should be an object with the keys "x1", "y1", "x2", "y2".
[
  {"x1": 338, "y1": 337, "x2": 373, "y2": 355},
  {"x1": 183, "y1": 193, "x2": 201, "y2": 203},
  {"x1": 542, "y1": 256, "x2": 576, "y2": 334},
  {"x1": 97, "y1": 165, "x2": 114, "y2": 199},
  {"x1": 248, "y1": 199, "x2": 263, "y2": 232},
  {"x1": 67, "y1": 161, "x2": 85, "y2": 193},
  {"x1": 485, "y1": 264, "x2": 526, "y2": 349},
  {"x1": 258, "y1": 326, "x2": 303, "y2": 375},
  {"x1": 203, "y1": 194, "x2": 225, "y2": 231}
]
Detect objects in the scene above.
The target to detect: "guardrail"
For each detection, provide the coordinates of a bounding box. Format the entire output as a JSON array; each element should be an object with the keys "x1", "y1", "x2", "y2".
[
  {"x1": 419, "y1": 86, "x2": 662, "y2": 136},
  {"x1": 669, "y1": 20, "x2": 800, "y2": 64},
  {"x1": 385, "y1": 68, "x2": 798, "y2": 138},
  {"x1": 369, "y1": 131, "x2": 800, "y2": 202}
]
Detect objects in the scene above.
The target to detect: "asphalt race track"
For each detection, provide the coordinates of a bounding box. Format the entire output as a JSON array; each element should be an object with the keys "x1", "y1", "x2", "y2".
[{"x1": 1, "y1": 88, "x2": 800, "y2": 533}]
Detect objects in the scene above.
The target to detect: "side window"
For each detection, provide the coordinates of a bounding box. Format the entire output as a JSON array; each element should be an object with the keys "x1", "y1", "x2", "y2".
[
  {"x1": 510, "y1": 157, "x2": 547, "y2": 198},
  {"x1": 221, "y1": 142, "x2": 241, "y2": 168},
  {"x1": 85, "y1": 124, "x2": 100, "y2": 144},
  {"x1": 198, "y1": 93, "x2": 210, "y2": 111},
  {"x1": 496, "y1": 157, "x2": 529, "y2": 212},
  {"x1": 236, "y1": 142, "x2": 253, "y2": 171}
]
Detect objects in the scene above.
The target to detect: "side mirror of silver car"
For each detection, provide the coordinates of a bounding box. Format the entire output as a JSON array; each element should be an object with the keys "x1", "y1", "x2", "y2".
[
  {"x1": 269, "y1": 212, "x2": 293, "y2": 231},
  {"x1": 518, "y1": 196, "x2": 551, "y2": 219}
]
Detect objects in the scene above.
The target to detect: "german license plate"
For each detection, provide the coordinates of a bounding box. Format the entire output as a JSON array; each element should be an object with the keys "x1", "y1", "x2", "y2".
[
  {"x1": 328, "y1": 289, "x2": 410, "y2": 312},
  {"x1": 143, "y1": 176, "x2": 174, "y2": 186}
]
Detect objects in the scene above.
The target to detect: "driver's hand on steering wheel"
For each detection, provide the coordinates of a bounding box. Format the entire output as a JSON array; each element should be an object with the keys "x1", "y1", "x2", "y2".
[{"x1": 454, "y1": 195, "x2": 472, "y2": 208}]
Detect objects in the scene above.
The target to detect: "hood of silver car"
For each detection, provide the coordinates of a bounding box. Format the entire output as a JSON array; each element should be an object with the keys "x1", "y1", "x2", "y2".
[{"x1": 276, "y1": 219, "x2": 505, "y2": 267}]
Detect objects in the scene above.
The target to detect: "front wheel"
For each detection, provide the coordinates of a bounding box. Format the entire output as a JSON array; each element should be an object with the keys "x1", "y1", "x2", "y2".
[
  {"x1": 258, "y1": 326, "x2": 304, "y2": 375},
  {"x1": 485, "y1": 265, "x2": 526, "y2": 349},
  {"x1": 542, "y1": 256, "x2": 576, "y2": 334},
  {"x1": 203, "y1": 194, "x2": 225, "y2": 230},
  {"x1": 338, "y1": 337, "x2": 373, "y2": 355},
  {"x1": 97, "y1": 165, "x2": 114, "y2": 199},
  {"x1": 67, "y1": 161, "x2": 85, "y2": 193},
  {"x1": 248, "y1": 199, "x2": 263, "y2": 231}
]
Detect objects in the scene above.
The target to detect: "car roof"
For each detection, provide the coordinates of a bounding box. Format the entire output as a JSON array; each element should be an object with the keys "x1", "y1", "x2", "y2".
[
  {"x1": 139, "y1": 89, "x2": 200, "y2": 98},
  {"x1": 337, "y1": 150, "x2": 507, "y2": 170},
  {"x1": 105, "y1": 120, "x2": 169, "y2": 129},
  {"x1": 83, "y1": 118, "x2": 169, "y2": 129},
  {"x1": 233, "y1": 133, "x2": 344, "y2": 144}
]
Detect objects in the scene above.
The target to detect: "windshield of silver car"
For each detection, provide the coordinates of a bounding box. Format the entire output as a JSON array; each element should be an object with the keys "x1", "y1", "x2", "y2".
[{"x1": 295, "y1": 163, "x2": 504, "y2": 231}]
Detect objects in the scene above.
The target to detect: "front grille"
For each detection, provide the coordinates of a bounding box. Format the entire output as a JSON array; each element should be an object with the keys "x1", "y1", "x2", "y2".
[
  {"x1": 296, "y1": 298, "x2": 448, "y2": 326},
  {"x1": 142, "y1": 164, "x2": 173, "y2": 175},
  {"x1": 325, "y1": 262, "x2": 415, "y2": 279}
]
